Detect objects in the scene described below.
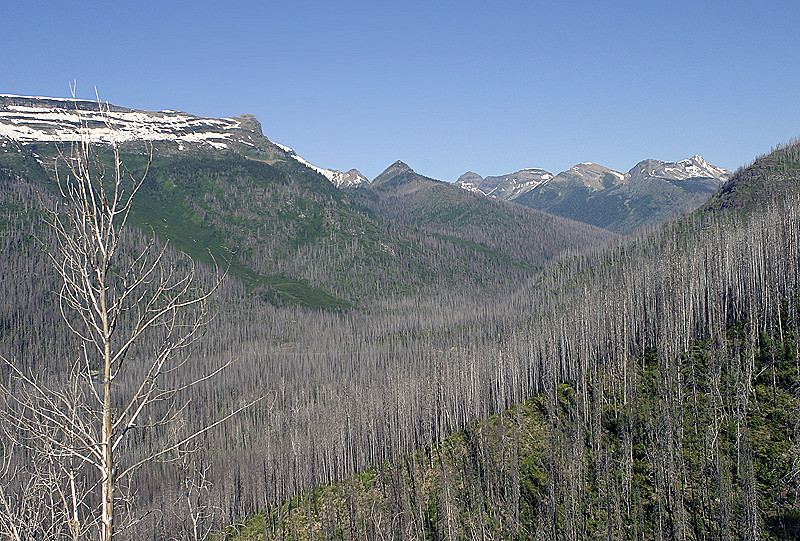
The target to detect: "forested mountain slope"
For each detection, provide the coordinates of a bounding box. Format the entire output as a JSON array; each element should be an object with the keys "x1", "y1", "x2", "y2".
[
  {"x1": 228, "y1": 142, "x2": 800, "y2": 540},
  {"x1": 348, "y1": 160, "x2": 616, "y2": 270},
  {"x1": 704, "y1": 138, "x2": 800, "y2": 212},
  {"x1": 0, "y1": 96, "x2": 614, "y2": 307},
  {"x1": 2, "y1": 94, "x2": 799, "y2": 540}
]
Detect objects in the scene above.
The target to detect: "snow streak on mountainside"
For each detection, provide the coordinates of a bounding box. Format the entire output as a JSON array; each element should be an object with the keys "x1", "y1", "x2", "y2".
[
  {"x1": 627, "y1": 155, "x2": 730, "y2": 183},
  {"x1": 0, "y1": 94, "x2": 367, "y2": 187},
  {"x1": 0, "y1": 94, "x2": 246, "y2": 149},
  {"x1": 455, "y1": 168, "x2": 554, "y2": 198},
  {"x1": 273, "y1": 142, "x2": 367, "y2": 187}
]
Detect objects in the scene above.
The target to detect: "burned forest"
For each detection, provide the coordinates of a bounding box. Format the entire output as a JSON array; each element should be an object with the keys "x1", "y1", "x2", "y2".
[{"x1": 1, "y1": 99, "x2": 799, "y2": 540}]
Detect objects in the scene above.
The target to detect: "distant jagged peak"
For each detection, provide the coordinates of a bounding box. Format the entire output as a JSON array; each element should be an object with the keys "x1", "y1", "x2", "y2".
[
  {"x1": 332, "y1": 169, "x2": 368, "y2": 188},
  {"x1": 457, "y1": 171, "x2": 483, "y2": 183},
  {"x1": 387, "y1": 160, "x2": 413, "y2": 173},
  {"x1": 455, "y1": 167, "x2": 554, "y2": 199},
  {"x1": 628, "y1": 155, "x2": 731, "y2": 183},
  {"x1": 677, "y1": 154, "x2": 731, "y2": 179},
  {"x1": 272, "y1": 142, "x2": 365, "y2": 187},
  {"x1": 455, "y1": 171, "x2": 487, "y2": 194},
  {"x1": 373, "y1": 160, "x2": 415, "y2": 184},
  {"x1": 682, "y1": 154, "x2": 707, "y2": 165}
]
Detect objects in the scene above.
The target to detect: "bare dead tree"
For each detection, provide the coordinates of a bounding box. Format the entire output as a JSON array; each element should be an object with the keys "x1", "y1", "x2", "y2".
[
  {"x1": 0, "y1": 438, "x2": 71, "y2": 541},
  {"x1": 0, "y1": 92, "x2": 253, "y2": 541},
  {"x1": 166, "y1": 445, "x2": 218, "y2": 541}
]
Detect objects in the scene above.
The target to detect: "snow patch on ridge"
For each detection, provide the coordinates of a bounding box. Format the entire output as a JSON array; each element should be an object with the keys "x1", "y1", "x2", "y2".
[
  {"x1": 0, "y1": 97, "x2": 238, "y2": 149},
  {"x1": 274, "y1": 142, "x2": 366, "y2": 187},
  {"x1": 0, "y1": 94, "x2": 369, "y2": 188},
  {"x1": 273, "y1": 142, "x2": 335, "y2": 181}
]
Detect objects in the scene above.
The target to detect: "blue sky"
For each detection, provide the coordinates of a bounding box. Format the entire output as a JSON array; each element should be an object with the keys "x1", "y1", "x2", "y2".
[{"x1": 4, "y1": 0, "x2": 800, "y2": 180}]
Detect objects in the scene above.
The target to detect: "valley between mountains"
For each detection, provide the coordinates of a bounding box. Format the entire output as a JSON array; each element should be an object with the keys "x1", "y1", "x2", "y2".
[{"x1": 1, "y1": 95, "x2": 799, "y2": 540}]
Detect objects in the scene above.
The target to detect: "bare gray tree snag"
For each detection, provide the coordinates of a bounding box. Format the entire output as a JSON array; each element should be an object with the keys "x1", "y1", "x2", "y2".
[{"x1": 0, "y1": 93, "x2": 253, "y2": 541}]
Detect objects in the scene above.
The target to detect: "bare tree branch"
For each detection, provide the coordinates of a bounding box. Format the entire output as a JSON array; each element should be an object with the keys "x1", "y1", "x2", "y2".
[{"x1": 0, "y1": 91, "x2": 238, "y2": 541}]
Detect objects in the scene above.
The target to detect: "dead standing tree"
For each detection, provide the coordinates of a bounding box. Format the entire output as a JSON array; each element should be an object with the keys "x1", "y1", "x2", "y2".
[{"x1": 0, "y1": 96, "x2": 246, "y2": 541}]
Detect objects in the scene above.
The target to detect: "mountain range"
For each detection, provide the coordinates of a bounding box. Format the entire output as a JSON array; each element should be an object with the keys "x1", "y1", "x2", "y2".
[
  {"x1": 2, "y1": 93, "x2": 800, "y2": 540},
  {"x1": 456, "y1": 155, "x2": 730, "y2": 233},
  {"x1": 0, "y1": 94, "x2": 612, "y2": 307},
  {"x1": 345, "y1": 159, "x2": 614, "y2": 271},
  {"x1": 1, "y1": 94, "x2": 731, "y2": 235}
]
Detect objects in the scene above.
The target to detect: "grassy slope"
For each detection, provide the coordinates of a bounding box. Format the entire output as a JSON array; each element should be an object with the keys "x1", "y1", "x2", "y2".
[{"x1": 704, "y1": 139, "x2": 800, "y2": 213}]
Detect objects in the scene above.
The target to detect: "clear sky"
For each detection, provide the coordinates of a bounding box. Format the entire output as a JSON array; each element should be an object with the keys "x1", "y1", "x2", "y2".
[{"x1": 4, "y1": 0, "x2": 800, "y2": 181}]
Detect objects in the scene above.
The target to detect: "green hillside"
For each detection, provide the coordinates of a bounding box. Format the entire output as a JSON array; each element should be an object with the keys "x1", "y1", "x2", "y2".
[
  {"x1": 349, "y1": 161, "x2": 617, "y2": 270},
  {"x1": 0, "y1": 144, "x2": 352, "y2": 309},
  {"x1": 704, "y1": 139, "x2": 800, "y2": 212},
  {"x1": 1, "y1": 140, "x2": 605, "y2": 308}
]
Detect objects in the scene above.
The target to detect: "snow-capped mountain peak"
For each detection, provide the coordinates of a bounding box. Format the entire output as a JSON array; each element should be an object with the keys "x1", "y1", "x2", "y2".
[
  {"x1": 455, "y1": 168, "x2": 554, "y2": 199},
  {"x1": 0, "y1": 94, "x2": 367, "y2": 189},
  {"x1": 0, "y1": 94, "x2": 247, "y2": 150},
  {"x1": 628, "y1": 155, "x2": 731, "y2": 184},
  {"x1": 675, "y1": 155, "x2": 730, "y2": 180}
]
